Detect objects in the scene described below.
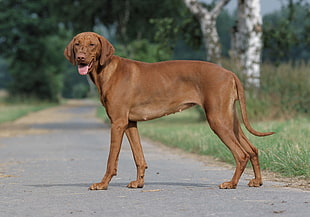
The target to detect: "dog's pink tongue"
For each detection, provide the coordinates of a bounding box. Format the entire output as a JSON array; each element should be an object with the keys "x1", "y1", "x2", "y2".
[{"x1": 78, "y1": 65, "x2": 89, "y2": 75}]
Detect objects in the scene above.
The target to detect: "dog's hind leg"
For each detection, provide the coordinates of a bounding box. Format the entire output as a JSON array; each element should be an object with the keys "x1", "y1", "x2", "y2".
[
  {"x1": 204, "y1": 88, "x2": 250, "y2": 189},
  {"x1": 234, "y1": 120, "x2": 263, "y2": 187},
  {"x1": 125, "y1": 121, "x2": 148, "y2": 188},
  {"x1": 206, "y1": 111, "x2": 250, "y2": 189}
]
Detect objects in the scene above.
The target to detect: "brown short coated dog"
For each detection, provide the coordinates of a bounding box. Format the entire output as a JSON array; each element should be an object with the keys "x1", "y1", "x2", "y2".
[{"x1": 64, "y1": 32, "x2": 274, "y2": 190}]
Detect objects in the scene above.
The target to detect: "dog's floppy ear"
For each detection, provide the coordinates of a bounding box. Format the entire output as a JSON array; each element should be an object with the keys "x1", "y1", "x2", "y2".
[
  {"x1": 98, "y1": 35, "x2": 115, "y2": 66},
  {"x1": 64, "y1": 37, "x2": 76, "y2": 65}
]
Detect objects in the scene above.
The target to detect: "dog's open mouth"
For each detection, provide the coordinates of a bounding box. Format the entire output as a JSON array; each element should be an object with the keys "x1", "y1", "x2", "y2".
[{"x1": 78, "y1": 60, "x2": 93, "y2": 75}]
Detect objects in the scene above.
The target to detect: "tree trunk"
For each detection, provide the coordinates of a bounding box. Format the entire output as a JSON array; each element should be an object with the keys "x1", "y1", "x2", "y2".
[
  {"x1": 184, "y1": 0, "x2": 230, "y2": 64},
  {"x1": 231, "y1": 0, "x2": 263, "y2": 87}
]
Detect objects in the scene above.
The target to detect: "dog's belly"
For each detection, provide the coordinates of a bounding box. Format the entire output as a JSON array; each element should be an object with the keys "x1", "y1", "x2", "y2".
[{"x1": 128, "y1": 102, "x2": 197, "y2": 121}]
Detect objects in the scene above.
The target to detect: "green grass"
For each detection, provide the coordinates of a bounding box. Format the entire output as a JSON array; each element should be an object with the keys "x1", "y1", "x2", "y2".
[
  {"x1": 97, "y1": 106, "x2": 310, "y2": 178},
  {"x1": 0, "y1": 97, "x2": 57, "y2": 124},
  {"x1": 250, "y1": 117, "x2": 310, "y2": 178}
]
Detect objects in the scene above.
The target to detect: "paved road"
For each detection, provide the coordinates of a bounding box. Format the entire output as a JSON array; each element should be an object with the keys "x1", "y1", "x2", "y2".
[{"x1": 0, "y1": 100, "x2": 309, "y2": 217}]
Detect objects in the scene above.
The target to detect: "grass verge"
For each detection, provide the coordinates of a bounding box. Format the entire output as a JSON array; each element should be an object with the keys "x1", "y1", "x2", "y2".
[
  {"x1": 98, "y1": 106, "x2": 310, "y2": 179},
  {"x1": 0, "y1": 97, "x2": 58, "y2": 124}
]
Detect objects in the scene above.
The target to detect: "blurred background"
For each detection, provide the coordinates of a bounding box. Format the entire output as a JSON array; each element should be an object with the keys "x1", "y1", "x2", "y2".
[{"x1": 0, "y1": 0, "x2": 309, "y2": 119}]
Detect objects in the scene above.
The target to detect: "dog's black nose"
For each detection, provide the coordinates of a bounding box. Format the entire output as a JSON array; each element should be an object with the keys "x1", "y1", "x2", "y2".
[{"x1": 77, "y1": 53, "x2": 86, "y2": 62}]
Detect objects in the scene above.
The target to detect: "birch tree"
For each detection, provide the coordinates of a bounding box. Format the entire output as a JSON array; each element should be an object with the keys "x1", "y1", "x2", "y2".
[
  {"x1": 231, "y1": 0, "x2": 263, "y2": 87},
  {"x1": 183, "y1": 0, "x2": 230, "y2": 64}
]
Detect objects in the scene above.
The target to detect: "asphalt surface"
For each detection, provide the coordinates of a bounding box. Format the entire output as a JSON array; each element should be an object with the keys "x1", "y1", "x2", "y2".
[{"x1": 0, "y1": 100, "x2": 309, "y2": 217}]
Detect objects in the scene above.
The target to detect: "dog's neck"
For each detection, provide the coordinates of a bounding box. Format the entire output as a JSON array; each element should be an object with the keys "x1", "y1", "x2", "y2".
[
  {"x1": 88, "y1": 56, "x2": 119, "y2": 105},
  {"x1": 89, "y1": 56, "x2": 112, "y2": 82}
]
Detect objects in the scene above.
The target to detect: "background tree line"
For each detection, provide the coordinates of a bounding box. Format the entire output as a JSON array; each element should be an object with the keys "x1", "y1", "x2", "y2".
[{"x1": 0, "y1": 0, "x2": 309, "y2": 102}]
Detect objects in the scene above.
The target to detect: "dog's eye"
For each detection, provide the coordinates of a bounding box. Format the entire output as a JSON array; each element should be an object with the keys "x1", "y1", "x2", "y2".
[
  {"x1": 75, "y1": 43, "x2": 80, "y2": 46},
  {"x1": 89, "y1": 43, "x2": 95, "y2": 47}
]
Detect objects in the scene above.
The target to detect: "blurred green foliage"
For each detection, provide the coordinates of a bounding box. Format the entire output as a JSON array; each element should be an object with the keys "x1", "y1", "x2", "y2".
[
  {"x1": 115, "y1": 39, "x2": 171, "y2": 62},
  {"x1": 263, "y1": 1, "x2": 310, "y2": 64},
  {"x1": 0, "y1": 0, "x2": 67, "y2": 101}
]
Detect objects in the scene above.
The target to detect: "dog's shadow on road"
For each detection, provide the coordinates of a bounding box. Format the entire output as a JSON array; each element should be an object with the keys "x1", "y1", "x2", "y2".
[{"x1": 26, "y1": 182, "x2": 217, "y2": 189}]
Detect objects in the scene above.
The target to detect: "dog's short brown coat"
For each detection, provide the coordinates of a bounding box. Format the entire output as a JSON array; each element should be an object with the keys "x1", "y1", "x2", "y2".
[{"x1": 65, "y1": 32, "x2": 273, "y2": 190}]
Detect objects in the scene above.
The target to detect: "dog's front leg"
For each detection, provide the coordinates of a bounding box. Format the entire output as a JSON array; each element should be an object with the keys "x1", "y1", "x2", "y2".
[
  {"x1": 125, "y1": 121, "x2": 148, "y2": 188},
  {"x1": 89, "y1": 121, "x2": 127, "y2": 190}
]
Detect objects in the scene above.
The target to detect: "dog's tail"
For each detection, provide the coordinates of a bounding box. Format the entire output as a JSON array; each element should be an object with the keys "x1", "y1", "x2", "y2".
[{"x1": 233, "y1": 73, "x2": 275, "y2": 137}]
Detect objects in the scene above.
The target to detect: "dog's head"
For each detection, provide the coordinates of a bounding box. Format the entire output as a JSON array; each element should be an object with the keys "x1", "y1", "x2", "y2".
[{"x1": 64, "y1": 32, "x2": 115, "y2": 75}]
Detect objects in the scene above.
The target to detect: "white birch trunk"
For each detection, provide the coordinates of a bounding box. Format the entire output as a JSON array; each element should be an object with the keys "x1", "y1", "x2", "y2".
[
  {"x1": 184, "y1": 0, "x2": 230, "y2": 64},
  {"x1": 232, "y1": 0, "x2": 263, "y2": 87}
]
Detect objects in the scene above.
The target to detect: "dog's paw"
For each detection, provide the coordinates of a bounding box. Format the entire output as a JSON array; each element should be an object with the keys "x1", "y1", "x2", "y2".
[
  {"x1": 248, "y1": 179, "x2": 263, "y2": 187},
  {"x1": 219, "y1": 182, "x2": 237, "y2": 189},
  {"x1": 127, "y1": 180, "x2": 144, "y2": 188},
  {"x1": 89, "y1": 182, "x2": 108, "y2": 190}
]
